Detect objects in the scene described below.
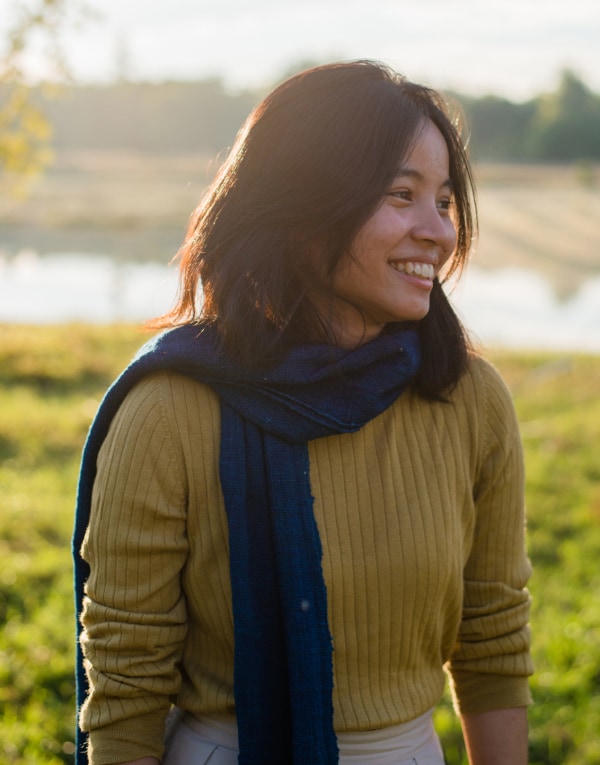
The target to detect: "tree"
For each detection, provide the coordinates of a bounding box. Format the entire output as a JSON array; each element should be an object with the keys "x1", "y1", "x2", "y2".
[
  {"x1": 526, "y1": 70, "x2": 600, "y2": 161},
  {"x1": 0, "y1": 0, "x2": 91, "y2": 190},
  {"x1": 457, "y1": 94, "x2": 536, "y2": 162}
]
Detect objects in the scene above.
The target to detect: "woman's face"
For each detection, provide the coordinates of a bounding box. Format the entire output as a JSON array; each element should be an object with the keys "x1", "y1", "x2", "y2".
[{"x1": 310, "y1": 119, "x2": 457, "y2": 348}]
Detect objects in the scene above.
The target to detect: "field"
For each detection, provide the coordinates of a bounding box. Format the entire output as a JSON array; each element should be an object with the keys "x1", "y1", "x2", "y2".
[
  {"x1": 0, "y1": 324, "x2": 599, "y2": 764},
  {"x1": 1, "y1": 153, "x2": 600, "y2": 297}
]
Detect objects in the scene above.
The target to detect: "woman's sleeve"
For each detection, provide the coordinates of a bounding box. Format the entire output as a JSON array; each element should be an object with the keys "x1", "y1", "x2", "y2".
[
  {"x1": 79, "y1": 373, "x2": 190, "y2": 764},
  {"x1": 447, "y1": 361, "x2": 534, "y2": 715}
]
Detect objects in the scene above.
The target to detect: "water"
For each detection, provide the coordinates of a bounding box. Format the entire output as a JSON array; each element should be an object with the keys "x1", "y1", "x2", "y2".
[
  {"x1": 1, "y1": 250, "x2": 599, "y2": 353},
  {"x1": 0, "y1": 251, "x2": 178, "y2": 324},
  {"x1": 448, "y1": 267, "x2": 600, "y2": 353}
]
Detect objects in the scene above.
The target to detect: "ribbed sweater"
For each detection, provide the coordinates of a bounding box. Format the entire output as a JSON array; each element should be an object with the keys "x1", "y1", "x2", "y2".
[{"x1": 79, "y1": 353, "x2": 533, "y2": 764}]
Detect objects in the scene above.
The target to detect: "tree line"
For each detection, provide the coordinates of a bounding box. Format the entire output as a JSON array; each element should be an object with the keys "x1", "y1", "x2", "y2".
[{"x1": 30, "y1": 69, "x2": 600, "y2": 163}]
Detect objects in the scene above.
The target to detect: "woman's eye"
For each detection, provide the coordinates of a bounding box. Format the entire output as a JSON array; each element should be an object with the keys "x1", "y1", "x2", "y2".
[
  {"x1": 388, "y1": 189, "x2": 412, "y2": 201},
  {"x1": 437, "y1": 198, "x2": 453, "y2": 212}
]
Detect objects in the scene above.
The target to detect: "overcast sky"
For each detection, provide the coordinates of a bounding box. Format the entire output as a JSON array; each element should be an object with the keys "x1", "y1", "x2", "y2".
[{"x1": 3, "y1": 0, "x2": 600, "y2": 100}]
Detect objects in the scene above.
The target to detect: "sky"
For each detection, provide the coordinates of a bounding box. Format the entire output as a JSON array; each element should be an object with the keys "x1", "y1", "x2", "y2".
[{"x1": 2, "y1": 0, "x2": 600, "y2": 100}]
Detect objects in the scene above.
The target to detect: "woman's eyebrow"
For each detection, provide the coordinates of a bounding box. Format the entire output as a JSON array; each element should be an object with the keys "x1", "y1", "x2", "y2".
[{"x1": 392, "y1": 168, "x2": 453, "y2": 189}]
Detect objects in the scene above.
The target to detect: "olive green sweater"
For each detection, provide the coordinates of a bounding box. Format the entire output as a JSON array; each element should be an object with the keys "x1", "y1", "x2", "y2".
[{"x1": 79, "y1": 354, "x2": 533, "y2": 764}]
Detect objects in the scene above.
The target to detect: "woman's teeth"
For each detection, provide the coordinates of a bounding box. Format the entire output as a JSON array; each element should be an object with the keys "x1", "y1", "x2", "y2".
[{"x1": 390, "y1": 261, "x2": 435, "y2": 279}]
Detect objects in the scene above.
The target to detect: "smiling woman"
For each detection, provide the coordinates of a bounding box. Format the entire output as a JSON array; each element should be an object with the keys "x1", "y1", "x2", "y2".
[{"x1": 74, "y1": 60, "x2": 533, "y2": 765}]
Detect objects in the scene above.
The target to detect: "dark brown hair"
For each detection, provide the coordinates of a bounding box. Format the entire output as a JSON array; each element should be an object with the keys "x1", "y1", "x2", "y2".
[{"x1": 151, "y1": 60, "x2": 477, "y2": 399}]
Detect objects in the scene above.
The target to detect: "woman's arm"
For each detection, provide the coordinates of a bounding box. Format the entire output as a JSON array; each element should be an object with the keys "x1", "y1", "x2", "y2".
[
  {"x1": 461, "y1": 707, "x2": 528, "y2": 765},
  {"x1": 80, "y1": 374, "x2": 190, "y2": 763},
  {"x1": 448, "y1": 361, "x2": 533, "y2": 716}
]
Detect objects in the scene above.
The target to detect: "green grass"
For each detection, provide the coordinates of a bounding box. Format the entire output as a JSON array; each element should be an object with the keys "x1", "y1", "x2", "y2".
[
  {"x1": 1, "y1": 324, "x2": 599, "y2": 764},
  {"x1": 0, "y1": 324, "x2": 144, "y2": 764}
]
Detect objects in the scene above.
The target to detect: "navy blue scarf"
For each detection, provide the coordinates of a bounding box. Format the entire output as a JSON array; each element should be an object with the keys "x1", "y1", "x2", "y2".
[{"x1": 73, "y1": 322, "x2": 420, "y2": 765}]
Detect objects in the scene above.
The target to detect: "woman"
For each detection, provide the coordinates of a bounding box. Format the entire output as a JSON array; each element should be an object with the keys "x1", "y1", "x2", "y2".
[{"x1": 74, "y1": 61, "x2": 533, "y2": 765}]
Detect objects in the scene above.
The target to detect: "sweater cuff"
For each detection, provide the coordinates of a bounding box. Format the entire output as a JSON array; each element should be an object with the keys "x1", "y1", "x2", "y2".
[
  {"x1": 86, "y1": 708, "x2": 168, "y2": 765},
  {"x1": 449, "y1": 670, "x2": 532, "y2": 715}
]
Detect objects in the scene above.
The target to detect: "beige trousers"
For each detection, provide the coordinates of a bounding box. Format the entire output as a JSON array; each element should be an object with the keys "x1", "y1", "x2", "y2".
[{"x1": 162, "y1": 708, "x2": 446, "y2": 765}]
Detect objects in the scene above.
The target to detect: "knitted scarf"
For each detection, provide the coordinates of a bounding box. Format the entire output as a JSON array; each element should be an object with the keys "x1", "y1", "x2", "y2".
[{"x1": 73, "y1": 322, "x2": 421, "y2": 765}]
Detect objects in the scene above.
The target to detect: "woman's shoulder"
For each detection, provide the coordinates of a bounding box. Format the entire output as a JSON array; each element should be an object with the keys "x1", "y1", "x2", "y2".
[
  {"x1": 111, "y1": 369, "x2": 221, "y2": 443},
  {"x1": 456, "y1": 352, "x2": 522, "y2": 455},
  {"x1": 126, "y1": 368, "x2": 219, "y2": 407},
  {"x1": 462, "y1": 352, "x2": 517, "y2": 411},
  {"x1": 411, "y1": 351, "x2": 520, "y2": 445}
]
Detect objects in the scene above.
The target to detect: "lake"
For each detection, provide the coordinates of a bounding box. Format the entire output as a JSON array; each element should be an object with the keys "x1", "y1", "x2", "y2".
[{"x1": 1, "y1": 250, "x2": 600, "y2": 353}]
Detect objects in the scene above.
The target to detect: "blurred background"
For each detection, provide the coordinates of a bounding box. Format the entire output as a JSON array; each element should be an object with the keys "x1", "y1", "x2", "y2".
[{"x1": 1, "y1": 0, "x2": 600, "y2": 350}]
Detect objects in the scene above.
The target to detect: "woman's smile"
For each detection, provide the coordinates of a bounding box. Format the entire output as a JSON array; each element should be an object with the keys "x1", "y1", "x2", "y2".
[{"x1": 388, "y1": 260, "x2": 436, "y2": 281}]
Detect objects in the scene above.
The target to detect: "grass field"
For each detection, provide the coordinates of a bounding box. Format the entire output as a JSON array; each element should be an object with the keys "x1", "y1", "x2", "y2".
[{"x1": 1, "y1": 324, "x2": 599, "y2": 763}]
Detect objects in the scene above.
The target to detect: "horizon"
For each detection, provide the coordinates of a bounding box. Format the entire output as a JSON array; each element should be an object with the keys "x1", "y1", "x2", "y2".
[{"x1": 2, "y1": 0, "x2": 599, "y2": 101}]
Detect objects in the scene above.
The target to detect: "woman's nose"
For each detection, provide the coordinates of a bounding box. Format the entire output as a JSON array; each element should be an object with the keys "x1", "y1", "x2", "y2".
[{"x1": 412, "y1": 204, "x2": 456, "y2": 252}]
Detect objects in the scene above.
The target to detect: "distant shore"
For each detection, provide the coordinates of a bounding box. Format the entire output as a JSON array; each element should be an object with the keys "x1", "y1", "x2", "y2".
[{"x1": 1, "y1": 152, "x2": 599, "y2": 296}]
